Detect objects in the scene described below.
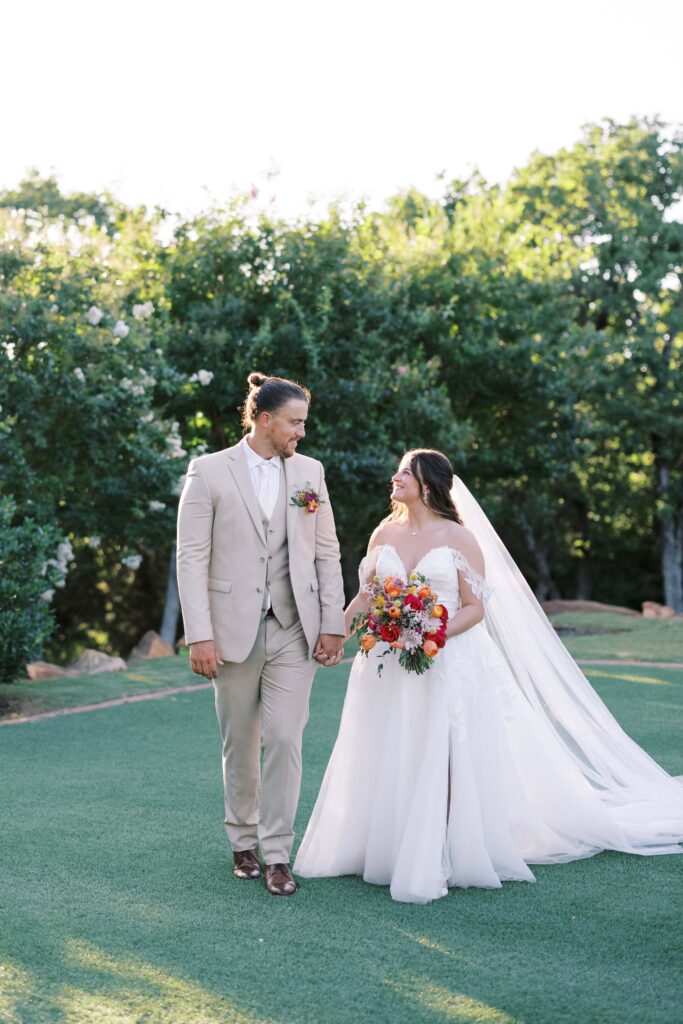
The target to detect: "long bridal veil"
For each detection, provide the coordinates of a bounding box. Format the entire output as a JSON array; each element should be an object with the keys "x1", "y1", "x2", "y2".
[{"x1": 451, "y1": 476, "x2": 683, "y2": 854}]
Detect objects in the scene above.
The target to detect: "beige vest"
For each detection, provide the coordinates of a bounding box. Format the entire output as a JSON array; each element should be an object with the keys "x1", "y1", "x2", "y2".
[
  {"x1": 176, "y1": 444, "x2": 346, "y2": 662},
  {"x1": 260, "y1": 463, "x2": 297, "y2": 628}
]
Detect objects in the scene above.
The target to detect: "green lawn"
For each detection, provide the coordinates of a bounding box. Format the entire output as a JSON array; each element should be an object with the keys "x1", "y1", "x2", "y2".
[
  {"x1": 1, "y1": 661, "x2": 681, "y2": 1024},
  {"x1": 549, "y1": 612, "x2": 683, "y2": 663},
  {"x1": 0, "y1": 656, "x2": 201, "y2": 720},
  {"x1": 3, "y1": 614, "x2": 681, "y2": 724}
]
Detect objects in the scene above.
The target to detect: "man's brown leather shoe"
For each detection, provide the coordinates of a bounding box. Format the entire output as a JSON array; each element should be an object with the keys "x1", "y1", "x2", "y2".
[
  {"x1": 233, "y1": 849, "x2": 262, "y2": 880},
  {"x1": 264, "y1": 863, "x2": 297, "y2": 896}
]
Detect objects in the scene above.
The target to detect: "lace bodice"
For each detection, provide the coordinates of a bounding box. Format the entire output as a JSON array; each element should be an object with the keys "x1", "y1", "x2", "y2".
[{"x1": 360, "y1": 544, "x2": 492, "y2": 616}]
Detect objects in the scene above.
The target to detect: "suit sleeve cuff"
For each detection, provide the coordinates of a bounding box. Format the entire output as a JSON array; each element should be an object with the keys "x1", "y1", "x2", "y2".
[{"x1": 320, "y1": 611, "x2": 346, "y2": 635}]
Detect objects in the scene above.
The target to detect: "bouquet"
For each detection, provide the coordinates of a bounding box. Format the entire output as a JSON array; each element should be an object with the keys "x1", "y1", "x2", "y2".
[{"x1": 351, "y1": 571, "x2": 449, "y2": 676}]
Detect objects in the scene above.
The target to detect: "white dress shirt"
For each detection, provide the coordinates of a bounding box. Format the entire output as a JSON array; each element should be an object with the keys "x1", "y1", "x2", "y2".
[{"x1": 242, "y1": 436, "x2": 282, "y2": 520}]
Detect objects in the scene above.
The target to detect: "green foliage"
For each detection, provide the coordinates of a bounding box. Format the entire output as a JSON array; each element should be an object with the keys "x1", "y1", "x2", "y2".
[
  {"x1": 0, "y1": 497, "x2": 65, "y2": 683},
  {"x1": 1, "y1": 116, "x2": 681, "y2": 662}
]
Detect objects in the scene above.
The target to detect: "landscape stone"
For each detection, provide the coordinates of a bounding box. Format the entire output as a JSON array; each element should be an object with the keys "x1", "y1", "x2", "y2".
[
  {"x1": 69, "y1": 649, "x2": 127, "y2": 674},
  {"x1": 129, "y1": 630, "x2": 176, "y2": 661},
  {"x1": 641, "y1": 601, "x2": 675, "y2": 620},
  {"x1": 25, "y1": 661, "x2": 70, "y2": 681},
  {"x1": 542, "y1": 599, "x2": 640, "y2": 617}
]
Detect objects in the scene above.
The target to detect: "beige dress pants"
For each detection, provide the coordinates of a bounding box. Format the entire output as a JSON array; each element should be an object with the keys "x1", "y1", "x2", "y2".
[{"x1": 213, "y1": 611, "x2": 317, "y2": 865}]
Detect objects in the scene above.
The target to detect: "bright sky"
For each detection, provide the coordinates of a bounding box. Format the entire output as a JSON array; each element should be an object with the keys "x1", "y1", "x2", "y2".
[{"x1": 3, "y1": 0, "x2": 682, "y2": 220}]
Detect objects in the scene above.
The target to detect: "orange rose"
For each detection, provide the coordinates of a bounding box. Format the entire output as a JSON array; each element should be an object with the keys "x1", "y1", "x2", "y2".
[
  {"x1": 390, "y1": 641, "x2": 405, "y2": 649},
  {"x1": 306, "y1": 500, "x2": 319, "y2": 513},
  {"x1": 360, "y1": 634, "x2": 377, "y2": 652},
  {"x1": 385, "y1": 585, "x2": 402, "y2": 599},
  {"x1": 423, "y1": 639, "x2": 439, "y2": 658},
  {"x1": 387, "y1": 606, "x2": 401, "y2": 619},
  {"x1": 418, "y1": 586, "x2": 431, "y2": 600},
  {"x1": 432, "y1": 604, "x2": 445, "y2": 618}
]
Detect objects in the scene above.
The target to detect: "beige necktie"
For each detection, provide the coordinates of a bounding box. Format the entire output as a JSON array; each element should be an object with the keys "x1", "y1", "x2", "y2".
[{"x1": 257, "y1": 460, "x2": 279, "y2": 519}]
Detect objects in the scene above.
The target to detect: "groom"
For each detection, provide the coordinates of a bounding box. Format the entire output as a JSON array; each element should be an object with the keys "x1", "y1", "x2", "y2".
[{"x1": 176, "y1": 373, "x2": 346, "y2": 895}]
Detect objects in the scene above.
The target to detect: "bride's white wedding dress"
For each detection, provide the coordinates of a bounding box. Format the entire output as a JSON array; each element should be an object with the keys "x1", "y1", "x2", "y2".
[{"x1": 295, "y1": 483, "x2": 683, "y2": 904}]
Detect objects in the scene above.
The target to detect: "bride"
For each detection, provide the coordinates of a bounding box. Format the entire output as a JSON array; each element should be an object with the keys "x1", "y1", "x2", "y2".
[{"x1": 294, "y1": 449, "x2": 683, "y2": 903}]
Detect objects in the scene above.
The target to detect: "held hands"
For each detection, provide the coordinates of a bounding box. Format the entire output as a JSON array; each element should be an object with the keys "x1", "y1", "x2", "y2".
[
  {"x1": 314, "y1": 633, "x2": 344, "y2": 668},
  {"x1": 189, "y1": 639, "x2": 224, "y2": 680}
]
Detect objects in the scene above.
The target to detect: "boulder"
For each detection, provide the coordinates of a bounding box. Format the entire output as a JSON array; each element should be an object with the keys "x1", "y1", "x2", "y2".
[
  {"x1": 69, "y1": 649, "x2": 127, "y2": 674},
  {"x1": 641, "y1": 601, "x2": 676, "y2": 620},
  {"x1": 26, "y1": 661, "x2": 70, "y2": 681},
  {"x1": 542, "y1": 599, "x2": 640, "y2": 617},
  {"x1": 129, "y1": 630, "x2": 176, "y2": 661}
]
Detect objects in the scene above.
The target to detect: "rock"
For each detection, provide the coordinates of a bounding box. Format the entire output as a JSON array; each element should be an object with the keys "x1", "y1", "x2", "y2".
[
  {"x1": 26, "y1": 661, "x2": 70, "y2": 681},
  {"x1": 129, "y1": 630, "x2": 176, "y2": 661},
  {"x1": 641, "y1": 601, "x2": 676, "y2": 620},
  {"x1": 69, "y1": 649, "x2": 127, "y2": 674},
  {"x1": 542, "y1": 599, "x2": 640, "y2": 617}
]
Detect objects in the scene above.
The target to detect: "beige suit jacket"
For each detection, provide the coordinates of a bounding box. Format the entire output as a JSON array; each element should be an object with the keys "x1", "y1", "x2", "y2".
[{"x1": 176, "y1": 442, "x2": 346, "y2": 662}]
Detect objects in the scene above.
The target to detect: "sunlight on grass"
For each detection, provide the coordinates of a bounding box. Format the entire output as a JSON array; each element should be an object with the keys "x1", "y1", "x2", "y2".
[
  {"x1": 392, "y1": 926, "x2": 475, "y2": 964},
  {"x1": 63, "y1": 939, "x2": 276, "y2": 1024},
  {"x1": 386, "y1": 976, "x2": 519, "y2": 1022},
  {"x1": 586, "y1": 669, "x2": 673, "y2": 686},
  {"x1": 0, "y1": 960, "x2": 32, "y2": 1024}
]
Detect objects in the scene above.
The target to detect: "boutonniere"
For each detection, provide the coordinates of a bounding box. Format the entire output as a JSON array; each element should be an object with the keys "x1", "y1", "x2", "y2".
[{"x1": 290, "y1": 482, "x2": 325, "y2": 514}]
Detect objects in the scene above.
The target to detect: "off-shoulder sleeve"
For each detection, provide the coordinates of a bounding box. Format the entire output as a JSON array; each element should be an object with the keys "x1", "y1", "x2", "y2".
[
  {"x1": 452, "y1": 549, "x2": 493, "y2": 602},
  {"x1": 358, "y1": 546, "x2": 381, "y2": 591}
]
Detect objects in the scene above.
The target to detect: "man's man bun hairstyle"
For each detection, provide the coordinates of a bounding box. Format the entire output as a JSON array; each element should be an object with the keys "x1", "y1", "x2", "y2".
[{"x1": 242, "y1": 372, "x2": 311, "y2": 429}]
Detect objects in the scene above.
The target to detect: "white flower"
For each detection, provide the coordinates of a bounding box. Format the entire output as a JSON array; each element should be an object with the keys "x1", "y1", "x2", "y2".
[
  {"x1": 166, "y1": 427, "x2": 186, "y2": 458},
  {"x1": 86, "y1": 305, "x2": 104, "y2": 326},
  {"x1": 41, "y1": 589, "x2": 55, "y2": 603},
  {"x1": 168, "y1": 442, "x2": 186, "y2": 458},
  {"x1": 74, "y1": 367, "x2": 85, "y2": 382},
  {"x1": 140, "y1": 412, "x2": 155, "y2": 423},
  {"x1": 139, "y1": 369, "x2": 156, "y2": 388},
  {"x1": 132, "y1": 300, "x2": 155, "y2": 320},
  {"x1": 148, "y1": 500, "x2": 166, "y2": 511},
  {"x1": 172, "y1": 474, "x2": 186, "y2": 496},
  {"x1": 86, "y1": 535, "x2": 101, "y2": 549},
  {"x1": 661, "y1": 271, "x2": 680, "y2": 292},
  {"x1": 50, "y1": 303, "x2": 59, "y2": 313},
  {"x1": 57, "y1": 540, "x2": 74, "y2": 566},
  {"x1": 121, "y1": 554, "x2": 142, "y2": 571},
  {"x1": 113, "y1": 319, "x2": 130, "y2": 339},
  {"x1": 189, "y1": 369, "x2": 214, "y2": 386}
]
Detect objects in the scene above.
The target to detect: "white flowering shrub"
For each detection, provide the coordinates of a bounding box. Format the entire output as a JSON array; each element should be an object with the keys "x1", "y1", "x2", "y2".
[{"x1": 0, "y1": 497, "x2": 68, "y2": 682}]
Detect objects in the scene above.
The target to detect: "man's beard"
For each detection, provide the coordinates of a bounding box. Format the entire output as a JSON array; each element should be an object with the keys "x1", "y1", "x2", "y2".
[{"x1": 275, "y1": 440, "x2": 297, "y2": 459}]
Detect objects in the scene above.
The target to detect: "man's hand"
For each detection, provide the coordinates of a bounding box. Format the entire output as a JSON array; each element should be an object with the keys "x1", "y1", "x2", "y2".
[
  {"x1": 189, "y1": 639, "x2": 224, "y2": 679},
  {"x1": 314, "y1": 634, "x2": 344, "y2": 667}
]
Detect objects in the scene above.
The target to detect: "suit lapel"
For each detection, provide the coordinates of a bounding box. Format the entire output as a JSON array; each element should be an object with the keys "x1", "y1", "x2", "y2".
[
  {"x1": 226, "y1": 443, "x2": 267, "y2": 546},
  {"x1": 284, "y1": 455, "x2": 298, "y2": 548}
]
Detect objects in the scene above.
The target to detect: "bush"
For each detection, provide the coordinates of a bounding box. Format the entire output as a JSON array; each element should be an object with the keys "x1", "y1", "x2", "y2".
[{"x1": 0, "y1": 497, "x2": 67, "y2": 683}]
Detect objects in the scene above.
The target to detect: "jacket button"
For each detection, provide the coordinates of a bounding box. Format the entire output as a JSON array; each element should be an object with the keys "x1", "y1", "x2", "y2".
[
  {"x1": 256, "y1": 586, "x2": 263, "y2": 593},
  {"x1": 260, "y1": 556, "x2": 266, "y2": 562}
]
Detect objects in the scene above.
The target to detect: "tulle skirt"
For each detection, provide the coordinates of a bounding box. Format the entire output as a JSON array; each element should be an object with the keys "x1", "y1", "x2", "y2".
[{"x1": 294, "y1": 624, "x2": 682, "y2": 903}]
